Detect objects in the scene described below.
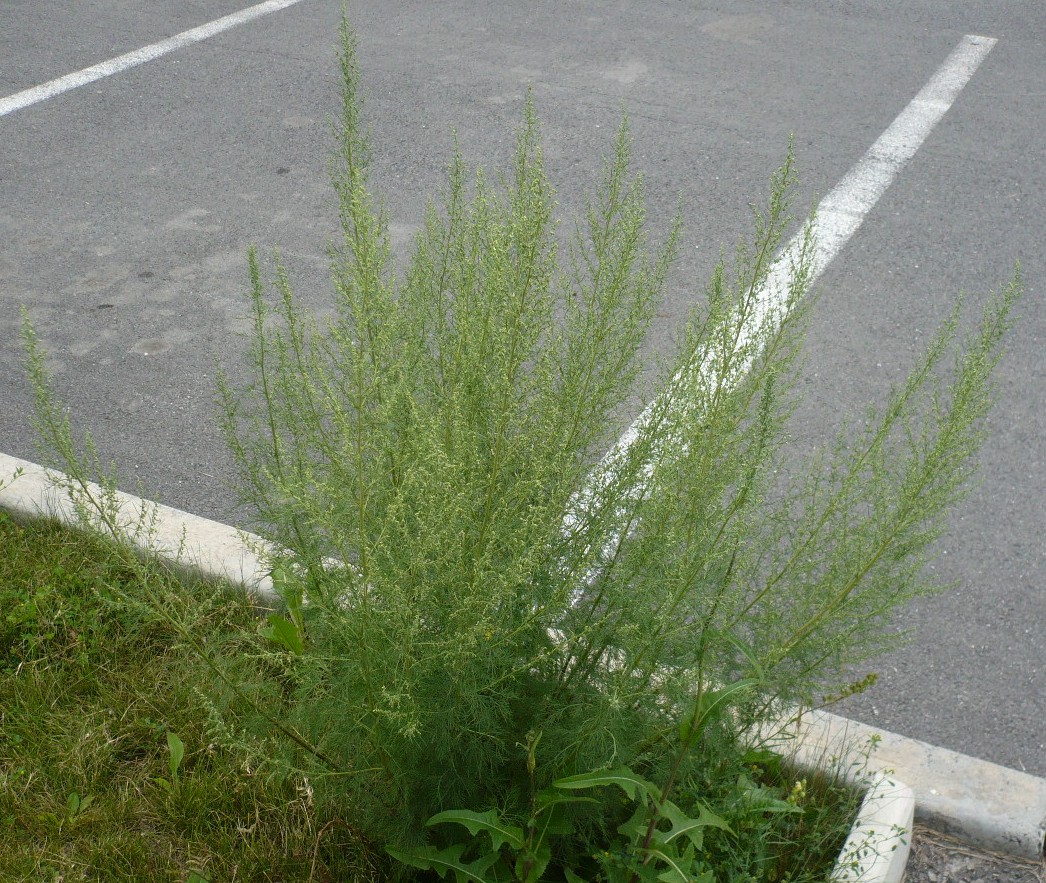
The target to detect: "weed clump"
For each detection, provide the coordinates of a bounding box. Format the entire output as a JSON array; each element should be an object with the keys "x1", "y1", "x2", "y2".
[{"x1": 20, "y1": 18, "x2": 1019, "y2": 883}]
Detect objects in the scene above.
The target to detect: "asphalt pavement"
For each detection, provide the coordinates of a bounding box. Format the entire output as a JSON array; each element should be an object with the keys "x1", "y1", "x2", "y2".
[{"x1": 1, "y1": 1, "x2": 1043, "y2": 777}]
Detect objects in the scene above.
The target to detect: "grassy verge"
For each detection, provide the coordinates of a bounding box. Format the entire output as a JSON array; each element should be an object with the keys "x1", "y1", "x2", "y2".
[
  {"x1": 0, "y1": 510, "x2": 379, "y2": 882},
  {"x1": 0, "y1": 509, "x2": 869, "y2": 882}
]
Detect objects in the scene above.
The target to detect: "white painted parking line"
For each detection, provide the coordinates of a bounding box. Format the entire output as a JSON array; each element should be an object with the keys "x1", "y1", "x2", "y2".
[
  {"x1": 0, "y1": 0, "x2": 305, "y2": 118},
  {"x1": 567, "y1": 34, "x2": 997, "y2": 569},
  {"x1": 806, "y1": 34, "x2": 997, "y2": 279}
]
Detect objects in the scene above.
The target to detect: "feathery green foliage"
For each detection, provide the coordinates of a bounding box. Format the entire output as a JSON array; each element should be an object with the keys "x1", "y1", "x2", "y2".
[
  {"x1": 20, "y1": 16, "x2": 1019, "y2": 881},
  {"x1": 207, "y1": 18, "x2": 1019, "y2": 866}
]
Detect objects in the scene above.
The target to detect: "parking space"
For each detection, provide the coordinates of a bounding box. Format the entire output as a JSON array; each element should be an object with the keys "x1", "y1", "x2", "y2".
[
  {"x1": 0, "y1": 0, "x2": 257, "y2": 95},
  {"x1": 1, "y1": 0, "x2": 1043, "y2": 776}
]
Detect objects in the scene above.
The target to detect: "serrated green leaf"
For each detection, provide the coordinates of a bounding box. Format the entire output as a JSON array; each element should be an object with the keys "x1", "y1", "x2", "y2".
[
  {"x1": 740, "y1": 747, "x2": 780, "y2": 769},
  {"x1": 427, "y1": 808, "x2": 525, "y2": 851},
  {"x1": 535, "y1": 789, "x2": 600, "y2": 811},
  {"x1": 515, "y1": 840, "x2": 551, "y2": 883},
  {"x1": 535, "y1": 789, "x2": 598, "y2": 836},
  {"x1": 678, "y1": 714, "x2": 692, "y2": 743},
  {"x1": 387, "y1": 843, "x2": 501, "y2": 883},
  {"x1": 737, "y1": 775, "x2": 803, "y2": 816},
  {"x1": 631, "y1": 860, "x2": 666, "y2": 882},
  {"x1": 704, "y1": 628, "x2": 767, "y2": 681},
  {"x1": 754, "y1": 799, "x2": 803, "y2": 815},
  {"x1": 259, "y1": 613, "x2": 304, "y2": 654},
  {"x1": 553, "y1": 767, "x2": 659, "y2": 802},
  {"x1": 166, "y1": 731, "x2": 184, "y2": 780},
  {"x1": 617, "y1": 802, "x2": 652, "y2": 842},
  {"x1": 681, "y1": 679, "x2": 760, "y2": 744},
  {"x1": 271, "y1": 562, "x2": 306, "y2": 634},
  {"x1": 532, "y1": 795, "x2": 585, "y2": 840},
  {"x1": 655, "y1": 846, "x2": 713, "y2": 883},
  {"x1": 655, "y1": 799, "x2": 732, "y2": 846},
  {"x1": 643, "y1": 847, "x2": 693, "y2": 883}
]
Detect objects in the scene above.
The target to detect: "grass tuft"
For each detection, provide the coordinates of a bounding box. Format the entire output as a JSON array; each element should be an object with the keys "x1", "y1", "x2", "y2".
[{"x1": 0, "y1": 512, "x2": 383, "y2": 882}]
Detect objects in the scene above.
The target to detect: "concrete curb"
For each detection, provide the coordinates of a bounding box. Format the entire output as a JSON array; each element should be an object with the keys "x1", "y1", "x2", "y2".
[
  {"x1": 3, "y1": 450, "x2": 1044, "y2": 865},
  {"x1": 0, "y1": 452, "x2": 277, "y2": 603},
  {"x1": 831, "y1": 774, "x2": 914, "y2": 883},
  {"x1": 784, "y1": 707, "x2": 1046, "y2": 860}
]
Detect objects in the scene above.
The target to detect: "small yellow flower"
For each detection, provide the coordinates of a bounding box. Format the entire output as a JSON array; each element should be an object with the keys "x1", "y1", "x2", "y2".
[{"x1": 787, "y1": 778, "x2": 807, "y2": 806}]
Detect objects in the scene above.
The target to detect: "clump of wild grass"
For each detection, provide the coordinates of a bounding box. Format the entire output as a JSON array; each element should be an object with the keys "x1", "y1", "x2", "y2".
[
  {"x1": 0, "y1": 512, "x2": 381, "y2": 881},
  {"x1": 19, "y1": 16, "x2": 1019, "y2": 881}
]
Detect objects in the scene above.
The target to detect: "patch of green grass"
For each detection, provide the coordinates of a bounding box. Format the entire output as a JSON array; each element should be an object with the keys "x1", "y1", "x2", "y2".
[
  {"x1": 0, "y1": 511, "x2": 383, "y2": 882},
  {"x1": 0, "y1": 510, "x2": 869, "y2": 882}
]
